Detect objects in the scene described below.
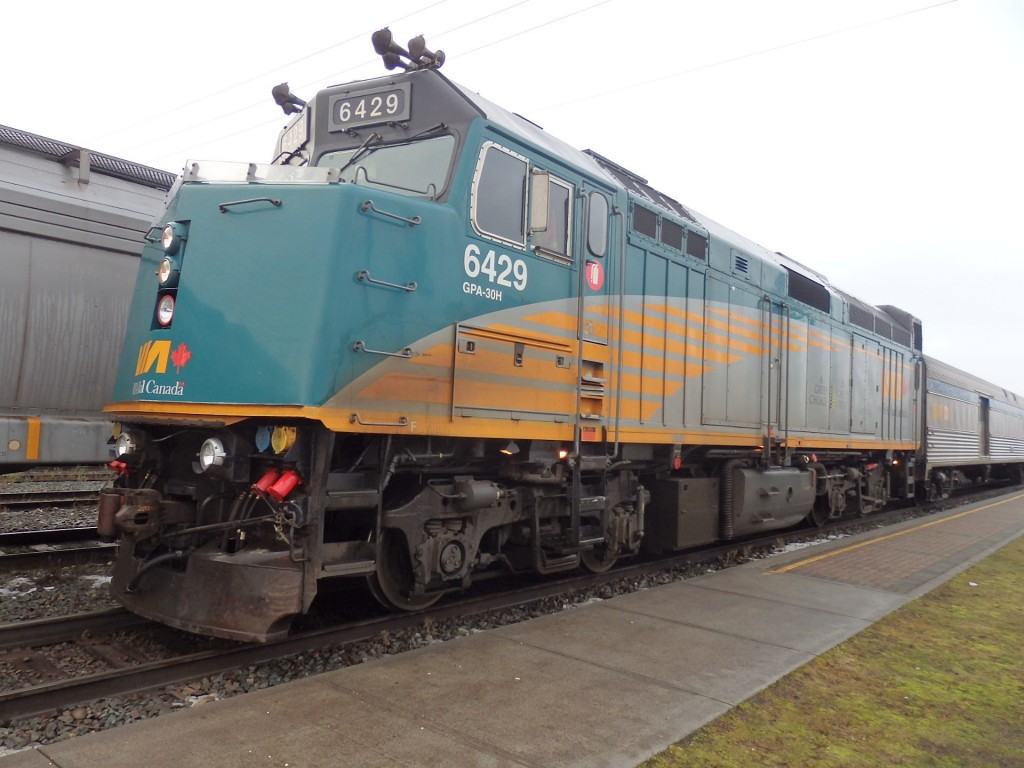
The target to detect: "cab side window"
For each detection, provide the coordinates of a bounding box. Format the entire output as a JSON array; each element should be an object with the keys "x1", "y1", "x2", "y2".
[
  {"x1": 531, "y1": 176, "x2": 573, "y2": 260},
  {"x1": 474, "y1": 144, "x2": 527, "y2": 247},
  {"x1": 472, "y1": 142, "x2": 576, "y2": 264}
]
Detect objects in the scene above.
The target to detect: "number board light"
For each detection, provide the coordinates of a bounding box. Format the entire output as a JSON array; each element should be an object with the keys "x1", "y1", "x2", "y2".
[
  {"x1": 328, "y1": 83, "x2": 411, "y2": 132},
  {"x1": 279, "y1": 108, "x2": 309, "y2": 156}
]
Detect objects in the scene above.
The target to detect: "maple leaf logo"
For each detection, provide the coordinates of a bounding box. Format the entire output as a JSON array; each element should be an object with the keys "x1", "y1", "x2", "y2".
[{"x1": 171, "y1": 342, "x2": 192, "y2": 374}]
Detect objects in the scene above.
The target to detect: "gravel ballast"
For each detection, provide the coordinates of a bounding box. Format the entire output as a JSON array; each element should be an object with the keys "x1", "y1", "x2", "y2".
[{"x1": 2, "y1": 492, "x2": 903, "y2": 757}]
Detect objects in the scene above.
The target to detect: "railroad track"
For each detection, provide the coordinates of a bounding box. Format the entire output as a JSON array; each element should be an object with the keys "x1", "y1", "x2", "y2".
[
  {"x1": 0, "y1": 528, "x2": 100, "y2": 547},
  {"x1": 0, "y1": 488, "x2": 102, "y2": 510},
  {"x1": 0, "y1": 526, "x2": 796, "y2": 722},
  {"x1": 0, "y1": 467, "x2": 111, "y2": 511},
  {"x1": 0, "y1": 467, "x2": 113, "y2": 485},
  {"x1": 0, "y1": 484, "x2": 1015, "y2": 725},
  {"x1": 0, "y1": 528, "x2": 115, "y2": 569}
]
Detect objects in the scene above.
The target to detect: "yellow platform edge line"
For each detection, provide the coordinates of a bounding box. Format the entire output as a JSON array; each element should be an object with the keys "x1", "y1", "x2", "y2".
[{"x1": 768, "y1": 491, "x2": 1024, "y2": 574}]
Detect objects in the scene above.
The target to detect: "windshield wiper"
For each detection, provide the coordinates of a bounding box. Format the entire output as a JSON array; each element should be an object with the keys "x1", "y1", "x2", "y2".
[
  {"x1": 271, "y1": 148, "x2": 308, "y2": 166},
  {"x1": 408, "y1": 122, "x2": 448, "y2": 140},
  {"x1": 337, "y1": 132, "x2": 382, "y2": 175}
]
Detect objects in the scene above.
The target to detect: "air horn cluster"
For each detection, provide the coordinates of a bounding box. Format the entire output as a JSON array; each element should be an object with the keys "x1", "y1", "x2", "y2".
[{"x1": 372, "y1": 28, "x2": 445, "y2": 71}]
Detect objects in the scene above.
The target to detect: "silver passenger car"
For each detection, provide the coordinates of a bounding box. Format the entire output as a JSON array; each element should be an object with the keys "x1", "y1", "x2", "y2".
[{"x1": 0, "y1": 125, "x2": 174, "y2": 468}]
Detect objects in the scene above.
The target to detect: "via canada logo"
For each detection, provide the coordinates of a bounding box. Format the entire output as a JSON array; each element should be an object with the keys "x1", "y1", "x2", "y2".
[{"x1": 133, "y1": 340, "x2": 191, "y2": 396}]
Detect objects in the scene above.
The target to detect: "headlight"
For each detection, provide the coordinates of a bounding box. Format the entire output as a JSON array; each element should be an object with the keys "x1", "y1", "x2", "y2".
[
  {"x1": 156, "y1": 294, "x2": 175, "y2": 326},
  {"x1": 161, "y1": 222, "x2": 186, "y2": 254},
  {"x1": 198, "y1": 438, "x2": 228, "y2": 471},
  {"x1": 114, "y1": 430, "x2": 144, "y2": 458},
  {"x1": 156, "y1": 256, "x2": 179, "y2": 288}
]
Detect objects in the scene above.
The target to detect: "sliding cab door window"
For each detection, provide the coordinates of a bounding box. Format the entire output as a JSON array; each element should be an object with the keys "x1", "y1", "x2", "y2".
[
  {"x1": 473, "y1": 144, "x2": 528, "y2": 247},
  {"x1": 532, "y1": 176, "x2": 573, "y2": 260}
]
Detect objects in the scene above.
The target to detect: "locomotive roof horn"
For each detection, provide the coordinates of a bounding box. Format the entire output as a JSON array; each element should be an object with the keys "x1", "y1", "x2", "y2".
[
  {"x1": 271, "y1": 83, "x2": 307, "y2": 115},
  {"x1": 372, "y1": 28, "x2": 445, "y2": 71}
]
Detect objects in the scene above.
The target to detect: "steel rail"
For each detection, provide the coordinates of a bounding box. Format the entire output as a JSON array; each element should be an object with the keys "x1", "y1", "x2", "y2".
[
  {"x1": 0, "y1": 508, "x2": 914, "y2": 723},
  {"x1": 0, "y1": 544, "x2": 116, "y2": 570},
  {"x1": 0, "y1": 528, "x2": 99, "y2": 547},
  {"x1": 0, "y1": 490, "x2": 100, "y2": 509},
  {"x1": 0, "y1": 528, "x2": 115, "y2": 570},
  {"x1": 0, "y1": 483, "x2": 1015, "y2": 724},
  {"x1": 0, "y1": 608, "x2": 145, "y2": 651}
]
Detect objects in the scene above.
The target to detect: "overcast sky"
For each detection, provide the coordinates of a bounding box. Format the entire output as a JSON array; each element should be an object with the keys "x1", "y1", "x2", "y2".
[{"x1": 5, "y1": 0, "x2": 1022, "y2": 395}]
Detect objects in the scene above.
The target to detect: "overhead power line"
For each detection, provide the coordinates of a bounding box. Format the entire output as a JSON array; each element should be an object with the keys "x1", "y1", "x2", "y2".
[
  {"x1": 144, "y1": 0, "x2": 958, "y2": 167},
  {"x1": 526, "y1": 0, "x2": 961, "y2": 115}
]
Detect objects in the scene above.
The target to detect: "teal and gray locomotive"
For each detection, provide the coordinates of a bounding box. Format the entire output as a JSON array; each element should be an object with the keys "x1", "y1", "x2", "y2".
[{"x1": 102, "y1": 31, "x2": 1024, "y2": 641}]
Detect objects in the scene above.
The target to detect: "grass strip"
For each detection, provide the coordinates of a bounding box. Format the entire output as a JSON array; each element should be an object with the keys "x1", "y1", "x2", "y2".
[{"x1": 641, "y1": 533, "x2": 1024, "y2": 768}]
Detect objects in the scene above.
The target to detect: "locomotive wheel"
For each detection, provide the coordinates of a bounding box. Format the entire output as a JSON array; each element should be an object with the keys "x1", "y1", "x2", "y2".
[
  {"x1": 580, "y1": 544, "x2": 617, "y2": 573},
  {"x1": 367, "y1": 528, "x2": 442, "y2": 611},
  {"x1": 807, "y1": 504, "x2": 830, "y2": 528}
]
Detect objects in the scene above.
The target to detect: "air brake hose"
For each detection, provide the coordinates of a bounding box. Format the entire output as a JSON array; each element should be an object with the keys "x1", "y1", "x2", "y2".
[{"x1": 124, "y1": 550, "x2": 190, "y2": 593}]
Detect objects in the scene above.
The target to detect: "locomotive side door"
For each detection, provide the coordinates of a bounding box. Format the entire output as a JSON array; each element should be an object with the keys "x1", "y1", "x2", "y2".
[
  {"x1": 577, "y1": 188, "x2": 614, "y2": 431},
  {"x1": 851, "y1": 334, "x2": 883, "y2": 437},
  {"x1": 701, "y1": 276, "x2": 764, "y2": 428},
  {"x1": 579, "y1": 189, "x2": 611, "y2": 345},
  {"x1": 761, "y1": 294, "x2": 791, "y2": 449},
  {"x1": 453, "y1": 143, "x2": 576, "y2": 425},
  {"x1": 453, "y1": 144, "x2": 613, "y2": 429}
]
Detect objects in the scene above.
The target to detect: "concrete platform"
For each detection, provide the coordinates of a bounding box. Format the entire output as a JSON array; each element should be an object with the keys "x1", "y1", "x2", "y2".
[{"x1": 6, "y1": 491, "x2": 1024, "y2": 768}]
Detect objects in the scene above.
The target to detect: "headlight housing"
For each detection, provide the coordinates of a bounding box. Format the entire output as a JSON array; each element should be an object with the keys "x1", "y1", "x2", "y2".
[
  {"x1": 114, "y1": 429, "x2": 147, "y2": 459},
  {"x1": 198, "y1": 438, "x2": 228, "y2": 471},
  {"x1": 156, "y1": 294, "x2": 175, "y2": 326},
  {"x1": 156, "y1": 256, "x2": 180, "y2": 288},
  {"x1": 114, "y1": 432, "x2": 137, "y2": 458},
  {"x1": 160, "y1": 222, "x2": 187, "y2": 254}
]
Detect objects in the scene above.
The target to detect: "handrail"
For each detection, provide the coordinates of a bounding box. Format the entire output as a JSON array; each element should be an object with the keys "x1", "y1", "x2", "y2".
[
  {"x1": 349, "y1": 414, "x2": 409, "y2": 427},
  {"x1": 218, "y1": 197, "x2": 282, "y2": 213},
  {"x1": 359, "y1": 200, "x2": 421, "y2": 226},
  {"x1": 352, "y1": 340, "x2": 412, "y2": 358},
  {"x1": 356, "y1": 270, "x2": 417, "y2": 292}
]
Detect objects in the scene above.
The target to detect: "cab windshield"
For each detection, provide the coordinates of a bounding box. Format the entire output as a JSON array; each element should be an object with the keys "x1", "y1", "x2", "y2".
[{"x1": 318, "y1": 135, "x2": 455, "y2": 199}]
